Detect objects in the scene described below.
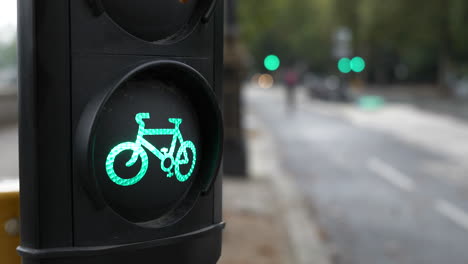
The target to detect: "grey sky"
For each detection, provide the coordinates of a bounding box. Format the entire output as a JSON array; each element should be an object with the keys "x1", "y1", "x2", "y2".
[
  {"x1": 0, "y1": 2, "x2": 17, "y2": 27},
  {"x1": 0, "y1": 2, "x2": 17, "y2": 43}
]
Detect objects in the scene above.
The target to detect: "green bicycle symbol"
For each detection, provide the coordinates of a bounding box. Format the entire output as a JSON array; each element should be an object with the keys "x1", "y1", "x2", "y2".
[{"x1": 105, "y1": 113, "x2": 197, "y2": 186}]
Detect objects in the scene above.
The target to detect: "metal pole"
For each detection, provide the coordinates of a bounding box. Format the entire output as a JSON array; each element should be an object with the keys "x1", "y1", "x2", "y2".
[{"x1": 223, "y1": 0, "x2": 248, "y2": 176}]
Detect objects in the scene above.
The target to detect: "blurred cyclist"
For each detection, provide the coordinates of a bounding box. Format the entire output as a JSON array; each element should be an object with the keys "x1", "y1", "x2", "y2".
[{"x1": 284, "y1": 69, "x2": 299, "y2": 111}]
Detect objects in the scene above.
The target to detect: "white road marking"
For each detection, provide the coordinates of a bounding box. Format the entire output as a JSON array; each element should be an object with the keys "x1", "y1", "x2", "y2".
[
  {"x1": 367, "y1": 157, "x2": 414, "y2": 192},
  {"x1": 435, "y1": 199, "x2": 468, "y2": 232}
]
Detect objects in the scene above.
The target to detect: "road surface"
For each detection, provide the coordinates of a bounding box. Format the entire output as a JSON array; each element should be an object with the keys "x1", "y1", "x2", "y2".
[{"x1": 246, "y1": 85, "x2": 468, "y2": 264}]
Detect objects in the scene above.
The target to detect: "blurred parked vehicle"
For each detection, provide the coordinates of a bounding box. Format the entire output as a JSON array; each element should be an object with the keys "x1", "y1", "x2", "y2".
[
  {"x1": 304, "y1": 73, "x2": 348, "y2": 101},
  {"x1": 453, "y1": 77, "x2": 468, "y2": 99}
]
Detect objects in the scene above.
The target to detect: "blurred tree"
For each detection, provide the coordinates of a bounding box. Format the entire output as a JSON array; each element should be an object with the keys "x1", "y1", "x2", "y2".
[
  {"x1": 449, "y1": 0, "x2": 468, "y2": 64},
  {"x1": 238, "y1": 0, "x2": 468, "y2": 90},
  {"x1": 0, "y1": 37, "x2": 17, "y2": 69},
  {"x1": 355, "y1": 0, "x2": 468, "y2": 91},
  {"x1": 238, "y1": 0, "x2": 334, "y2": 72}
]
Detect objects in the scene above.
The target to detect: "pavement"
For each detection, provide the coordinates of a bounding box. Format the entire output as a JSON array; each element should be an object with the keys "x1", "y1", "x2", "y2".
[
  {"x1": 0, "y1": 89, "x2": 19, "y2": 182},
  {"x1": 0, "y1": 124, "x2": 18, "y2": 182},
  {"x1": 247, "y1": 84, "x2": 468, "y2": 264},
  {"x1": 220, "y1": 103, "x2": 331, "y2": 264},
  {"x1": 355, "y1": 84, "x2": 468, "y2": 122}
]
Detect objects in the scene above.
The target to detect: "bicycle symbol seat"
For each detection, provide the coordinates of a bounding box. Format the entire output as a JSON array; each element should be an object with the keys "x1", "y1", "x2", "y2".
[{"x1": 105, "y1": 113, "x2": 197, "y2": 186}]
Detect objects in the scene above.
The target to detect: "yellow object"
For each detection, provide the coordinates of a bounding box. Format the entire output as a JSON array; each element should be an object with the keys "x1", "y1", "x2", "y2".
[{"x1": 0, "y1": 191, "x2": 20, "y2": 264}]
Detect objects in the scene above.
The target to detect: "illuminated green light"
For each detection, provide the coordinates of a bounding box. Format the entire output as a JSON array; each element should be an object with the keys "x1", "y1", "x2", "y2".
[
  {"x1": 351, "y1": 57, "x2": 366, "y2": 73},
  {"x1": 105, "y1": 113, "x2": 197, "y2": 186},
  {"x1": 264, "y1": 55, "x2": 280, "y2": 71},
  {"x1": 338, "y1": 58, "x2": 351, "y2": 73}
]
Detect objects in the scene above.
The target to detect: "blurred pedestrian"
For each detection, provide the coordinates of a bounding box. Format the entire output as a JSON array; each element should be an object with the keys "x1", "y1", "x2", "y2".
[{"x1": 284, "y1": 70, "x2": 299, "y2": 111}]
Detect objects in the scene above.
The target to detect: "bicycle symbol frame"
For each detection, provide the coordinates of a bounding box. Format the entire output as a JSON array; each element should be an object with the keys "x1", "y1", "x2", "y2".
[{"x1": 105, "y1": 113, "x2": 197, "y2": 186}]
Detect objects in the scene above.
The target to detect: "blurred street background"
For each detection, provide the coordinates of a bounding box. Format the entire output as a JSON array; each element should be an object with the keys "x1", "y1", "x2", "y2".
[
  {"x1": 0, "y1": 0, "x2": 18, "y2": 186},
  {"x1": 220, "y1": 0, "x2": 468, "y2": 263},
  {"x1": 3, "y1": 0, "x2": 468, "y2": 263}
]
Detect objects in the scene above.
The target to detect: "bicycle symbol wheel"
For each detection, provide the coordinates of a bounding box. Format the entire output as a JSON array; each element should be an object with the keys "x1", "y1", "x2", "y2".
[
  {"x1": 106, "y1": 142, "x2": 149, "y2": 186},
  {"x1": 175, "y1": 141, "x2": 197, "y2": 182}
]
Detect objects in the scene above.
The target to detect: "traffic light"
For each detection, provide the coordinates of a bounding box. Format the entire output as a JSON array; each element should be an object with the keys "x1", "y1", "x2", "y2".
[
  {"x1": 264, "y1": 55, "x2": 280, "y2": 72},
  {"x1": 337, "y1": 57, "x2": 366, "y2": 73},
  {"x1": 18, "y1": 1, "x2": 224, "y2": 264},
  {"x1": 350, "y1": 57, "x2": 366, "y2": 73},
  {"x1": 337, "y1": 58, "x2": 352, "y2": 73}
]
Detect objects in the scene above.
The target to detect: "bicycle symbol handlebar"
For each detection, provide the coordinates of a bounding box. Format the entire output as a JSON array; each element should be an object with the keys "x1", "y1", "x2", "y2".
[{"x1": 105, "y1": 113, "x2": 197, "y2": 186}]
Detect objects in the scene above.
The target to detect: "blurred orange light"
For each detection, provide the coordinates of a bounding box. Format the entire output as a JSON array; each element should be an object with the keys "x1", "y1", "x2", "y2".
[{"x1": 258, "y1": 74, "x2": 274, "y2": 89}]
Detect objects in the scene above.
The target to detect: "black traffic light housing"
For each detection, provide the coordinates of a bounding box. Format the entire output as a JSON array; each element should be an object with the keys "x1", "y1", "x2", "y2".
[{"x1": 18, "y1": 0, "x2": 224, "y2": 263}]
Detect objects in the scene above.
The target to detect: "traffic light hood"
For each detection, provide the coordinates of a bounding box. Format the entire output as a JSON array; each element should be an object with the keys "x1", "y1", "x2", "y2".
[{"x1": 87, "y1": 0, "x2": 218, "y2": 42}]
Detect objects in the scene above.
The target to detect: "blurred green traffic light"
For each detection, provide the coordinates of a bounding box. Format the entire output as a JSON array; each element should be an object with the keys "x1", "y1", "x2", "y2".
[
  {"x1": 338, "y1": 58, "x2": 352, "y2": 73},
  {"x1": 338, "y1": 57, "x2": 366, "y2": 73},
  {"x1": 264, "y1": 55, "x2": 280, "y2": 71},
  {"x1": 351, "y1": 57, "x2": 366, "y2": 73}
]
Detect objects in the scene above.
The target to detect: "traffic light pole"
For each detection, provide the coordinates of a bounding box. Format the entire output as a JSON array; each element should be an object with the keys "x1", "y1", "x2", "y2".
[{"x1": 223, "y1": 0, "x2": 248, "y2": 176}]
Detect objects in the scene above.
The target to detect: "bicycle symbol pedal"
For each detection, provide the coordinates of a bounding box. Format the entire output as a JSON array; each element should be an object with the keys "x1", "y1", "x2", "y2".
[{"x1": 105, "y1": 113, "x2": 197, "y2": 186}]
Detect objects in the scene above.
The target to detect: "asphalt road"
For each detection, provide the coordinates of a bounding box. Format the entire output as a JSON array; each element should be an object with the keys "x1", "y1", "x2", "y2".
[{"x1": 246, "y1": 86, "x2": 468, "y2": 264}]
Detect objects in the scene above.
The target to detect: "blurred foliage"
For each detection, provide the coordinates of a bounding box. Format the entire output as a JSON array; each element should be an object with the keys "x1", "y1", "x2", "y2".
[
  {"x1": 0, "y1": 37, "x2": 16, "y2": 69},
  {"x1": 239, "y1": 0, "x2": 468, "y2": 83},
  {"x1": 238, "y1": 0, "x2": 335, "y2": 73}
]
